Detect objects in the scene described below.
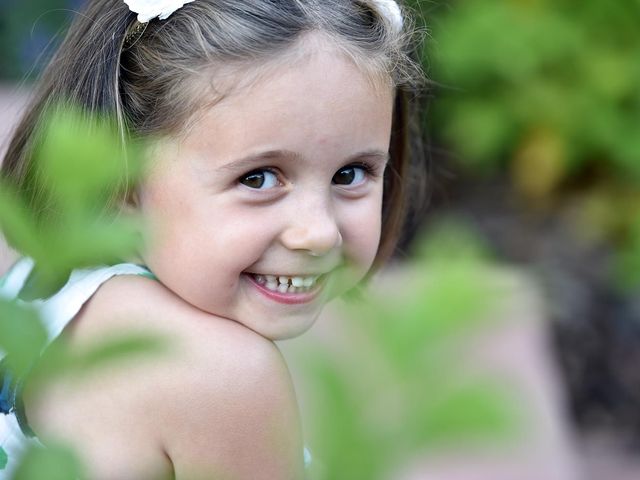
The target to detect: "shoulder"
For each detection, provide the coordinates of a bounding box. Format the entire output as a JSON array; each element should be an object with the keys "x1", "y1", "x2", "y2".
[
  {"x1": 65, "y1": 273, "x2": 278, "y2": 362},
  {"x1": 28, "y1": 274, "x2": 304, "y2": 479},
  {"x1": 80, "y1": 274, "x2": 293, "y2": 381}
]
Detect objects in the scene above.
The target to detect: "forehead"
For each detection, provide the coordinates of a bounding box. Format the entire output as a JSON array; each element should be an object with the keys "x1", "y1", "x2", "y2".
[
  {"x1": 178, "y1": 52, "x2": 393, "y2": 163},
  {"x1": 178, "y1": 32, "x2": 394, "y2": 134}
]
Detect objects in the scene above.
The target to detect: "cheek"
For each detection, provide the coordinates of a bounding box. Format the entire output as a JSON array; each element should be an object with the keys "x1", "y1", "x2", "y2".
[
  {"x1": 142, "y1": 195, "x2": 280, "y2": 277},
  {"x1": 341, "y1": 197, "x2": 383, "y2": 270}
]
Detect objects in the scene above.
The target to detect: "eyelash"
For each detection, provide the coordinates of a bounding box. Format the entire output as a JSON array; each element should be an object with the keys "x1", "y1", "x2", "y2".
[
  {"x1": 342, "y1": 161, "x2": 378, "y2": 179},
  {"x1": 238, "y1": 167, "x2": 281, "y2": 190},
  {"x1": 237, "y1": 161, "x2": 381, "y2": 190}
]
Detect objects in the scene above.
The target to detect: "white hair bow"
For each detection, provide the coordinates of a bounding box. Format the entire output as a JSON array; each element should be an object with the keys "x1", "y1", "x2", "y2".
[
  {"x1": 372, "y1": 0, "x2": 403, "y2": 33},
  {"x1": 124, "y1": 0, "x2": 195, "y2": 23},
  {"x1": 124, "y1": 0, "x2": 402, "y2": 31}
]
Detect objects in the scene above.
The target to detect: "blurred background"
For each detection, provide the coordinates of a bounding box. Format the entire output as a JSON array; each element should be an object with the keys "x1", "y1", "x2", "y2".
[
  {"x1": 1, "y1": 0, "x2": 639, "y2": 478},
  {"x1": 418, "y1": 0, "x2": 640, "y2": 472}
]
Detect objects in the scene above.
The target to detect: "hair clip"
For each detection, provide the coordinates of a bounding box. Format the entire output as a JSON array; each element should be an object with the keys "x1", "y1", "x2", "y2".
[
  {"x1": 123, "y1": 21, "x2": 147, "y2": 48},
  {"x1": 123, "y1": 0, "x2": 195, "y2": 23},
  {"x1": 371, "y1": 0, "x2": 403, "y2": 33}
]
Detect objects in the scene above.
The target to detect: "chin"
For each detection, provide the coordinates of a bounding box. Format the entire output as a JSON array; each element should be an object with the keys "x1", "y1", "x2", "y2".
[{"x1": 257, "y1": 313, "x2": 321, "y2": 341}]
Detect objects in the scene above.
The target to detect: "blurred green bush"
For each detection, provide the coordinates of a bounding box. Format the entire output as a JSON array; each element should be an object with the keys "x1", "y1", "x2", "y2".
[
  {"x1": 0, "y1": 106, "x2": 165, "y2": 479},
  {"x1": 411, "y1": 0, "x2": 640, "y2": 286},
  {"x1": 301, "y1": 225, "x2": 521, "y2": 480}
]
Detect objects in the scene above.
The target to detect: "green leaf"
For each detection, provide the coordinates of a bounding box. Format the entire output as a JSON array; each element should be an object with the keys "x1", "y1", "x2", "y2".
[
  {"x1": 299, "y1": 223, "x2": 520, "y2": 478},
  {"x1": 42, "y1": 216, "x2": 142, "y2": 273},
  {"x1": 1, "y1": 104, "x2": 146, "y2": 295},
  {"x1": 614, "y1": 220, "x2": 640, "y2": 290},
  {"x1": 0, "y1": 300, "x2": 47, "y2": 377},
  {"x1": 12, "y1": 443, "x2": 84, "y2": 480},
  {"x1": 28, "y1": 331, "x2": 170, "y2": 387},
  {"x1": 0, "y1": 446, "x2": 8, "y2": 470},
  {"x1": 414, "y1": 383, "x2": 518, "y2": 447},
  {"x1": 0, "y1": 181, "x2": 44, "y2": 262},
  {"x1": 36, "y1": 106, "x2": 142, "y2": 212},
  {"x1": 73, "y1": 332, "x2": 169, "y2": 375}
]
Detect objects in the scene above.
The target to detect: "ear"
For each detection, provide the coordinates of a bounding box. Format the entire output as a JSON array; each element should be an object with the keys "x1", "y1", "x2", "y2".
[
  {"x1": 120, "y1": 187, "x2": 141, "y2": 215},
  {"x1": 119, "y1": 188, "x2": 147, "y2": 264}
]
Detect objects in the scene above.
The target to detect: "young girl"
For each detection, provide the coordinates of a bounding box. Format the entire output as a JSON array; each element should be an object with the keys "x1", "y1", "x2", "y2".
[{"x1": 0, "y1": 0, "x2": 423, "y2": 478}]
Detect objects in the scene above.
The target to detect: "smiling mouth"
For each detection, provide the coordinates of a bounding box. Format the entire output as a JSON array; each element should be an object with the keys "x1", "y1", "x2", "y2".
[{"x1": 249, "y1": 273, "x2": 322, "y2": 294}]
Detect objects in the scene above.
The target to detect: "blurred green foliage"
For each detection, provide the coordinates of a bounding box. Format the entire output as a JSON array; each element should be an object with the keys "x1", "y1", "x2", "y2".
[
  {"x1": 425, "y1": 0, "x2": 640, "y2": 179},
  {"x1": 0, "y1": 106, "x2": 143, "y2": 297},
  {"x1": 302, "y1": 224, "x2": 520, "y2": 480},
  {"x1": 0, "y1": 106, "x2": 166, "y2": 478},
  {"x1": 11, "y1": 442, "x2": 84, "y2": 480},
  {"x1": 616, "y1": 219, "x2": 640, "y2": 290},
  {"x1": 408, "y1": 0, "x2": 640, "y2": 286},
  {"x1": 0, "y1": 301, "x2": 47, "y2": 379}
]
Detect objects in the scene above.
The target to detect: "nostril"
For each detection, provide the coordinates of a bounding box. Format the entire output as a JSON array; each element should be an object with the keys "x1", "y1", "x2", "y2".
[
  {"x1": 280, "y1": 221, "x2": 342, "y2": 256},
  {"x1": 306, "y1": 229, "x2": 342, "y2": 256}
]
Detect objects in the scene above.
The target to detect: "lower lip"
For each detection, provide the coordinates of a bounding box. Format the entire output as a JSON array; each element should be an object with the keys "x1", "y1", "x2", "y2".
[{"x1": 245, "y1": 274, "x2": 324, "y2": 305}]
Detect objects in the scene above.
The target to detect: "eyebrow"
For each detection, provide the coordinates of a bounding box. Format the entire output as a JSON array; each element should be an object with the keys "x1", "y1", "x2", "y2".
[{"x1": 215, "y1": 149, "x2": 391, "y2": 173}]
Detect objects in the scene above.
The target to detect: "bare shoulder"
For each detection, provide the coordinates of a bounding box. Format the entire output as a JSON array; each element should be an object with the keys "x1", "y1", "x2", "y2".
[{"x1": 27, "y1": 275, "x2": 304, "y2": 480}]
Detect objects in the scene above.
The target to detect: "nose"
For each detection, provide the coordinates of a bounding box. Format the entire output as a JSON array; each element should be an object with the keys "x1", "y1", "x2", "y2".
[{"x1": 279, "y1": 199, "x2": 343, "y2": 256}]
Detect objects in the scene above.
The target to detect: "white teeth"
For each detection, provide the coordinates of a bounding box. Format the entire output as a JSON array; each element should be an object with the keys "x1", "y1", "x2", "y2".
[{"x1": 252, "y1": 273, "x2": 321, "y2": 294}]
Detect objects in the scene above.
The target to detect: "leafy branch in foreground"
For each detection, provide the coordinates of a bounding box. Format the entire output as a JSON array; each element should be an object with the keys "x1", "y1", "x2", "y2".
[
  {"x1": 300, "y1": 223, "x2": 522, "y2": 480},
  {"x1": 0, "y1": 105, "x2": 145, "y2": 297},
  {"x1": 0, "y1": 105, "x2": 167, "y2": 479}
]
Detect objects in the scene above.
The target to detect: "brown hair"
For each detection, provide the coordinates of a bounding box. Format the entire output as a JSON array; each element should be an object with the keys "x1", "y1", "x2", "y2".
[{"x1": 1, "y1": 0, "x2": 426, "y2": 267}]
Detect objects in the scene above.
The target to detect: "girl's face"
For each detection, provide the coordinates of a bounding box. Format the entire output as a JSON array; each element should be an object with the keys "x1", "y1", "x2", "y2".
[{"x1": 137, "y1": 43, "x2": 394, "y2": 340}]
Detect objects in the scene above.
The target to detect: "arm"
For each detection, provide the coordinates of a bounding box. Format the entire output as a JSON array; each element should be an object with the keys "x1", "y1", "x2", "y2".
[
  {"x1": 25, "y1": 275, "x2": 305, "y2": 480},
  {"x1": 160, "y1": 327, "x2": 305, "y2": 480}
]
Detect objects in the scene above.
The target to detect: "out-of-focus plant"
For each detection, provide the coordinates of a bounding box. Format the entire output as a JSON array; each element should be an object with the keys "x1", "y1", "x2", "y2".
[
  {"x1": 616, "y1": 219, "x2": 640, "y2": 289},
  {"x1": 426, "y1": 0, "x2": 640, "y2": 181},
  {"x1": 0, "y1": 106, "x2": 143, "y2": 297},
  {"x1": 414, "y1": 0, "x2": 640, "y2": 287},
  {"x1": 10, "y1": 442, "x2": 85, "y2": 480},
  {"x1": 0, "y1": 105, "x2": 166, "y2": 479},
  {"x1": 301, "y1": 223, "x2": 522, "y2": 480}
]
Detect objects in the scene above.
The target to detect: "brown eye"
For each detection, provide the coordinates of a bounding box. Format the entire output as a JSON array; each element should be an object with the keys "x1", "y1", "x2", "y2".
[
  {"x1": 332, "y1": 166, "x2": 366, "y2": 186},
  {"x1": 239, "y1": 169, "x2": 279, "y2": 189}
]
